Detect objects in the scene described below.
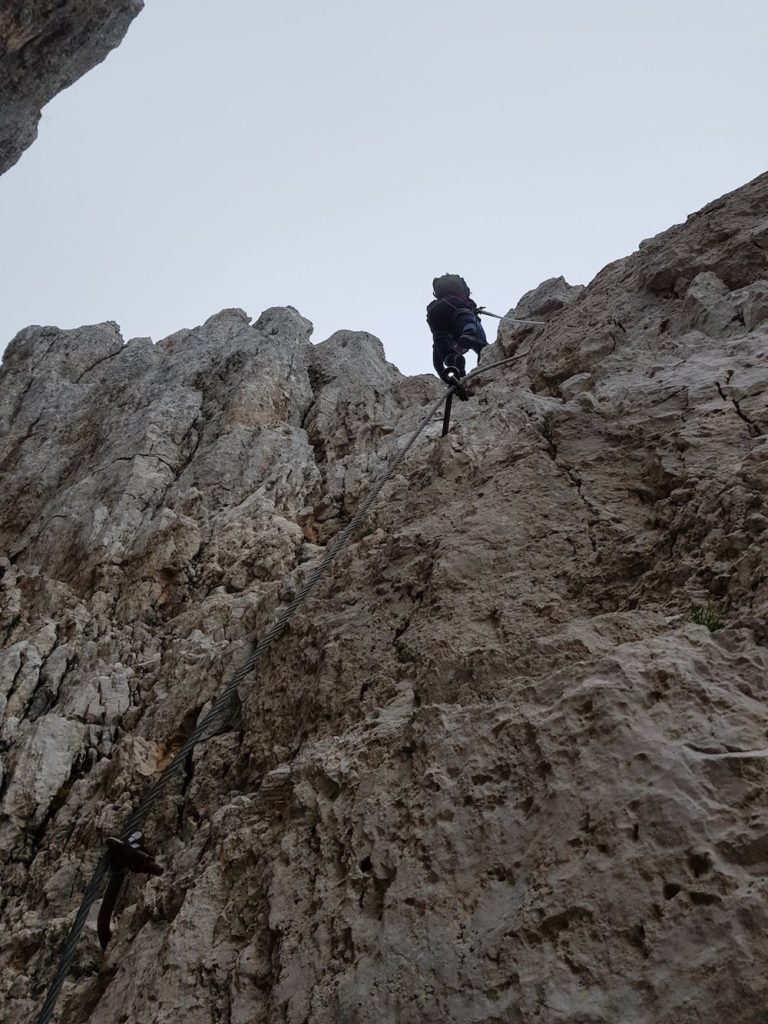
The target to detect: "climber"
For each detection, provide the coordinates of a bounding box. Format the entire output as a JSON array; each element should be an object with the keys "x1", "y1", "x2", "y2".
[{"x1": 427, "y1": 274, "x2": 488, "y2": 384}]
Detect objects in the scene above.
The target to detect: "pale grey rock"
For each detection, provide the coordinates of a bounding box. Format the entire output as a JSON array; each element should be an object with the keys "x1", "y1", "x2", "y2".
[
  {"x1": 298, "y1": 542, "x2": 325, "y2": 563},
  {"x1": 2, "y1": 173, "x2": 768, "y2": 1024},
  {"x1": 559, "y1": 372, "x2": 593, "y2": 401},
  {"x1": 681, "y1": 270, "x2": 740, "y2": 336},
  {"x1": 497, "y1": 276, "x2": 584, "y2": 354},
  {"x1": 2, "y1": 714, "x2": 85, "y2": 822},
  {"x1": 0, "y1": 1, "x2": 144, "y2": 173},
  {"x1": 61, "y1": 666, "x2": 132, "y2": 725},
  {"x1": 511, "y1": 275, "x2": 586, "y2": 321},
  {"x1": 42, "y1": 859, "x2": 83, "y2": 914},
  {"x1": 742, "y1": 279, "x2": 768, "y2": 330}
]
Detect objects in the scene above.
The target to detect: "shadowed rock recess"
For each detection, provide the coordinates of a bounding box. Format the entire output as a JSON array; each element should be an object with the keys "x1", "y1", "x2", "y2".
[
  {"x1": 0, "y1": 0, "x2": 144, "y2": 174},
  {"x1": 1, "y1": 174, "x2": 768, "y2": 1023}
]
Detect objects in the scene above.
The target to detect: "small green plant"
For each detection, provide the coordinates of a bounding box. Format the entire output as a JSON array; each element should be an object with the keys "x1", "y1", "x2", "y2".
[{"x1": 690, "y1": 599, "x2": 727, "y2": 632}]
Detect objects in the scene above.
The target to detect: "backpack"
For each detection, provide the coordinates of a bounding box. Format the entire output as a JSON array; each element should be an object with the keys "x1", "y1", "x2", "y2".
[{"x1": 432, "y1": 274, "x2": 470, "y2": 299}]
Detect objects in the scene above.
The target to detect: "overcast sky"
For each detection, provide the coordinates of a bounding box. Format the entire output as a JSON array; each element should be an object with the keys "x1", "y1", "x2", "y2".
[{"x1": 1, "y1": 0, "x2": 767, "y2": 375}]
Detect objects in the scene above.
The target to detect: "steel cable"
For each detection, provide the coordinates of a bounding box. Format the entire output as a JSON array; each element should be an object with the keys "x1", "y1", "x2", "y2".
[{"x1": 34, "y1": 350, "x2": 529, "y2": 1023}]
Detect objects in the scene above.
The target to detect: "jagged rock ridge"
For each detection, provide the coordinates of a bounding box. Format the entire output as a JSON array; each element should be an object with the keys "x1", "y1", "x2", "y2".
[
  {"x1": 0, "y1": 0, "x2": 144, "y2": 174},
  {"x1": 0, "y1": 172, "x2": 767, "y2": 1023}
]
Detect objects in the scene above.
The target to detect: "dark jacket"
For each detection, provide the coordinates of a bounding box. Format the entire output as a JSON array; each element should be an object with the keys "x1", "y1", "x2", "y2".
[{"x1": 427, "y1": 294, "x2": 488, "y2": 381}]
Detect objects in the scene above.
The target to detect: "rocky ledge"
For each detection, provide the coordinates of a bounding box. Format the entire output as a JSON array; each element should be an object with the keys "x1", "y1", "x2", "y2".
[
  {"x1": 1, "y1": 172, "x2": 767, "y2": 1023},
  {"x1": 0, "y1": 0, "x2": 144, "y2": 174}
]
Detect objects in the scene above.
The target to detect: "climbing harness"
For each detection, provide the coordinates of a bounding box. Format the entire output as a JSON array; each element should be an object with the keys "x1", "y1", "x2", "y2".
[
  {"x1": 33, "y1": 350, "x2": 531, "y2": 1024},
  {"x1": 479, "y1": 309, "x2": 546, "y2": 327}
]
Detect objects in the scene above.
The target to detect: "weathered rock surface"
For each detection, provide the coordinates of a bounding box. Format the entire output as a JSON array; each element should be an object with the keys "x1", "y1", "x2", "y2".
[
  {"x1": 0, "y1": 1, "x2": 144, "y2": 174},
  {"x1": 511, "y1": 275, "x2": 586, "y2": 323},
  {"x1": 1, "y1": 172, "x2": 768, "y2": 1023},
  {"x1": 498, "y1": 276, "x2": 586, "y2": 355}
]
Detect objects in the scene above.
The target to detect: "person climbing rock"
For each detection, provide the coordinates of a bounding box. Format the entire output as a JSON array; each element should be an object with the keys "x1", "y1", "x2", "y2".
[{"x1": 427, "y1": 274, "x2": 488, "y2": 384}]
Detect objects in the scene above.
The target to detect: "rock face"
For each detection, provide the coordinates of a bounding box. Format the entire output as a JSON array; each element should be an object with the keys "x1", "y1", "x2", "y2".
[
  {"x1": 510, "y1": 275, "x2": 586, "y2": 323},
  {"x1": 0, "y1": 0, "x2": 144, "y2": 174},
  {"x1": 1, "y1": 172, "x2": 768, "y2": 1024},
  {"x1": 498, "y1": 276, "x2": 586, "y2": 354}
]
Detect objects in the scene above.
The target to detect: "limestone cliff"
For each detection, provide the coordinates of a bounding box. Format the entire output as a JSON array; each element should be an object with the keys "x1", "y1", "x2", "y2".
[
  {"x1": 0, "y1": 0, "x2": 143, "y2": 174},
  {"x1": 1, "y1": 172, "x2": 768, "y2": 1023}
]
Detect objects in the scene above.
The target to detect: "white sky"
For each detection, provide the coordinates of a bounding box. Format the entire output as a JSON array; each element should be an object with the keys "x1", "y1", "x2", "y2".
[{"x1": 1, "y1": 0, "x2": 767, "y2": 376}]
